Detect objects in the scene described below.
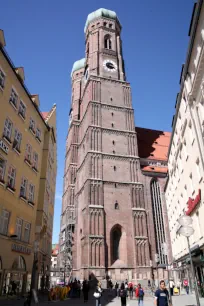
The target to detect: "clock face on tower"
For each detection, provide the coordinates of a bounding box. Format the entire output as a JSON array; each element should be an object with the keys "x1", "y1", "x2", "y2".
[{"x1": 103, "y1": 60, "x2": 117, "y2": 72}]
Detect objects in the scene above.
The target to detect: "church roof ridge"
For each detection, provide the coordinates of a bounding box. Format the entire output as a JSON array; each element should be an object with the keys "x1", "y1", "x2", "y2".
[{"x1": 84, "y1": 8, "x2": 118, "y2": 33}]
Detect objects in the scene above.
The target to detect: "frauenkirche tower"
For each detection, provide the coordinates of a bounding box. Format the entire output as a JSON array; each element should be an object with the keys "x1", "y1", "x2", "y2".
[{"x1": 60, "y1": 8, "x2": 160, "y2": 282}]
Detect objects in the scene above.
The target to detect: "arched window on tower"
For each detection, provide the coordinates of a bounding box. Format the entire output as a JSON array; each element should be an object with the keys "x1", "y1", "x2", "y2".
[
  {"x1": 86, "y1": 42, "x2": 89, "y2": 57},
  {"x1": 150, "y1": 179, "x2": 167, "y2": 265},
  {"x1": 104, "y1": 35, "x2": 112, "y2": 50}
]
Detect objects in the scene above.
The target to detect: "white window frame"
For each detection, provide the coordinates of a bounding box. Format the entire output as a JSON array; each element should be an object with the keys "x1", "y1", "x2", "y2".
[
  {"x1": 0, "y1": 209, "x2": 9, "y2": 235},
  {"x1": 3, "y1": 118, "x2": 13, "y2": 141},
  {"x1": 29, "y1": 118, "x2": 35, "y2": 133},
  {"x1": 0, "y1": 67, "x2": 6, "y2": 90},
  {"x1": 13, "y1": 129, "x2": 22, "y2": 152},
  {"x1": 36, "y1": 128, "x2": 41, "y2": 141},
  {"x1": 10, "y1": 88, "x2": 18, "y2": 109},
  {"x1": 24, "y1": 222, "x2": 31, "y2": 243},
  {"x1": 20, "y1": 177, "x2": 28, "y2": 198},
  {"x1": 8, "y1": 165, "x2": 16, "y2": 189},
  {"x1": 25, "y1": 143, "x2": 32, "y2": 162},
  {"x1": 15, "y1": 218, "x2": 23, "y2": 240},
  {"x1": 0, "y1": 157, "x2": 6, "y2": 182},
  {"x1": 28, "y1": 183, "x2": 35, "y2": 203},
  {"x1": 18, "y1": 100, "x2": 26, "y2": 119},
  {"x1": 33, "y1": 152, "x2": 38, "y2": 170}
]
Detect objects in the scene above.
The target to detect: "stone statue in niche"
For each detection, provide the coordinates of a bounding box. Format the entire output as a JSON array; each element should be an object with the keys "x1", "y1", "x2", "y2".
[{"x1": 115, "y1": 201, "x2": 119, "y2": 209}]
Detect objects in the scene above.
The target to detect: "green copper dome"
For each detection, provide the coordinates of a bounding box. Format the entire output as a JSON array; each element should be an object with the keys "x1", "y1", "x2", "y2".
[
  {"x1": 84, "y1": 8, "x2": 117, "y2": 33},
  {"x1": 71, "y1": 58, "x2": 85, "y2": 77}
]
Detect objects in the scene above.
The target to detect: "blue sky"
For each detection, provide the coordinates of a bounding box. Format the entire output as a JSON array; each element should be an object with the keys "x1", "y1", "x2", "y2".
[{"x1": 1, "y1": 1, "x2": 194, "y2": 242}]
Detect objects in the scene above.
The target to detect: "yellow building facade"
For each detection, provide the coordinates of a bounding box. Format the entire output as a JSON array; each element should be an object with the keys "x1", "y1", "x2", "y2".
[{"x1": 0, "y1": 30, "x2": 57, "y2": 295}]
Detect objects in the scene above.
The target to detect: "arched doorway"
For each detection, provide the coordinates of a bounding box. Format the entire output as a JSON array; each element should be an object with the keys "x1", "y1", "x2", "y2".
[{"x1": 111, "y1": 225, "x2": 122, "y2": 265}]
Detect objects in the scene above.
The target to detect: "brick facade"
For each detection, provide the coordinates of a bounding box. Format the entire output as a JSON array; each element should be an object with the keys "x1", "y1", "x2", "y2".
[{"x1": 60, "y1": 9, "x2": 171, "y2": 283}]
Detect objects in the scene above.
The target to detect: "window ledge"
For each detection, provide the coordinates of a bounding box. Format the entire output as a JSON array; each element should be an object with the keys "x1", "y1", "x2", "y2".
[
  {"x1": 36, "y1": 137, "x2": 41, "y2": 144},
  {"x1": 0, "y1": 181, "x2": 5, "y2": 188},
  {"x1": 20, "y1": 196, "x2": 27, "y2": 203},
  {"x1": 25, "y1": 159, "x2": 32, "y2": 167},
  {"x1": 32, "y1": 167, "x2": 38, "y2": 174},
  {"x1": 13, "y1": 148, "x2": 21, "y2": 156},
  {"x1": 3, "y1": 137, "x2": 12, "y2": 146},
  {"x1": 29, "y1": 128, "x2": 36, "y2": 136},
  {"x1": 18, "y1": 113, "x2": 26, "y2": 122},
  {"x1": 28, "y1": 201, "x2": 35, "y2": 207},
  {"x1": 7, "y1": 186, "x2": 15, "y2": 194},
  {"x1": 9, "y1": 101, "x2": 18, "y2": 111}
]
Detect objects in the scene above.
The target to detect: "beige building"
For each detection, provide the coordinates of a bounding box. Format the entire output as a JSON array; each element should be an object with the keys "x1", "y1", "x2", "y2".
[
  {"x1": 165, "y1": 0, "x2": 204, "y2": 285},
  {"x1": 0, "y1": 29, "x2": 57, "y2": 295}
]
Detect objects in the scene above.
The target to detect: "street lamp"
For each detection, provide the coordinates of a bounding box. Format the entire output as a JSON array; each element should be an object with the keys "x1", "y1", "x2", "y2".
[{"x1": 178, "y1": 215, "x2": 200, "y2": 306}]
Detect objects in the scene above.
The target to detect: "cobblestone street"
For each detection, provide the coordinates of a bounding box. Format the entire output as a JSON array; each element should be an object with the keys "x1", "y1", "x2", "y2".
[{"x1": 1, "y1": 292, "x2": 204, "y2": 306}]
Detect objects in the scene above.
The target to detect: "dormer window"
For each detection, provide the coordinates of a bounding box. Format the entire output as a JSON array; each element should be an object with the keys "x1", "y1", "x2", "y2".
[{"x1": 104, "y1": 35, "x2": 112, "y2": 50}]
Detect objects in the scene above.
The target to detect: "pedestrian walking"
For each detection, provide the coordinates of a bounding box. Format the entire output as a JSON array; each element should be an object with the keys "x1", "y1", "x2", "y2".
[
  {"x1": 93, "y1": 286, "x2": 102, "y2": 306},
  {"x1": 183, "y1": 279, "x2": 189, "y2": 295},
  {"x1": 119, "y1": 283, "x2": 127, "y2": 306},
  {"x1": 82, "y1": 279, "x2": 90, "y2": 303},
  {"x1": 115, "y1": 282, "x2": 119, "y2": 297},
  {"x1": 136, "y1": 284, "x2": 144, "y2": 305},
  {"x1": 128, "y1": 282, "x2": 133, "y2": 299},
  {"x1": 176, "y1": 280, "x2": 181, "y2": 295},
  {"x1": 154, "y1": 280, "x2": 171, "y2": 306}
]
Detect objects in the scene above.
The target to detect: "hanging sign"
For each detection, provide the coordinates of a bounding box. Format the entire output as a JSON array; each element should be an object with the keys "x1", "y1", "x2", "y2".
[{"x1": 186, "y1": 189, "x2": 201, "y2": 216}]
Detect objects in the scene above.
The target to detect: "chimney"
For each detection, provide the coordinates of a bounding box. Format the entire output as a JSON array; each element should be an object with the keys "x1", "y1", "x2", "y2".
[
  {"x1": 31, "y1": 94, "x2": 40, "y2": 108},
  {"x1": 15, "y1": 67, "x2": 25, "y2": 83},
  {"x1": 0, "y1": 30, "x2": 6, "y2": 47}
]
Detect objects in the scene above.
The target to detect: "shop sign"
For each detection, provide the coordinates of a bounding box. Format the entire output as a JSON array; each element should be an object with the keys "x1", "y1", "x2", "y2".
[
  {"x1": 11, "y1": 243, "x2": 31, "y2": 255},
  {"x1": 186, "y1": 189, "x2": 201, "y2": 216}
]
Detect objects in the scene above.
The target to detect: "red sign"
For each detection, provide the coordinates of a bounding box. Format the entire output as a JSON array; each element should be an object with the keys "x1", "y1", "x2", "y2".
[{"x1": 186, "y1": 189, "x2": 201, "y2": 216}]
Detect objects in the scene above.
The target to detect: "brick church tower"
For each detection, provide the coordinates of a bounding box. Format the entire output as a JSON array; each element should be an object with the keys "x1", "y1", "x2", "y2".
[{"x1": 60, "y1": 8, "x2": 171, "y2": 282}]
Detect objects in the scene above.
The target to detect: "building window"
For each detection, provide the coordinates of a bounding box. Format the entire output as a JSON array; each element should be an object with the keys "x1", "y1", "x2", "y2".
[
  {"x1": 13, "y1": 129, "x2": 22, "y2": 152},
  {"x1": 0, "y1": 157, "x2": 6, "y2": 183},
  {"x1": 112, "y1": 140, "x2": 115, "y2": 145},
  {"x1": 15, "y1": 218, "x2": 23, "y2": 240},
  {"x1": 114, "y1": 166, "x2": 116, "y2": 171},
  {"x1": 7, "y1": 166, "x2": 16, "y2": 190},
  {"x1": 25, "y1": 144, "x2": 32, "y2": 164},
  {"x1": 112, "y1": 123, "x2": 114, "y2": 128},
  {"x1": 0, "y1": 210, "x2": 10, "y2": 235},
  {"x1": 33, "y1": 152, "x2": 38, "y2": 171},
  {"x1": 3, "y1": 118, "x2": 13, "y2": 142},
  {"x1": 24, "y1": 222, "x2": 31, "y2": 243},
  {"x1": 196, "y1": 158, "x2": 202, "y2": 181},
  {"x1": 104, "y1": 35, "x2": 112, "y2": 49},
  {"x1": 36, "y1": 128, "x2": 41, "y2": 141},
  {"x1": 20, "y1": 177, "x2": 28, "y2": 199},
  {"x1": 9, "y1": 88, "x2": 18, "y2": 108},
  {"x1": 109, "y1": 24, "x2": 113, "y2": 28},
  {"x1": 113, "y1": 150, "x2": 115, "y2": 154},
  {"x1": 150, "y1": 179, "x2": 167, "y2": 265},
  {"x1": 18, "y1": 101, "x2": 26, "y2": 119},
  {"x1": 29, "y1": 118, "x2": 35, "y2": 133},
  {"x1": 28, "y1": 183, "x2": 35, "y2": 203},
  {"x1": 0, "y1": 68, "x2": 5, "y2": 89}
]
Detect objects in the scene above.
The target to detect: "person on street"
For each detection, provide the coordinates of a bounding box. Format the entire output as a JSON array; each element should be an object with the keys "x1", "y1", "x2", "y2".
[
  {"x1": 136, "y1": 283, "x2": 144, "y2": 305},
  {"x1": 115, "y1": 282, "x2": 119, "y2": 297},
  {"x1": 82, "y1": 279, "x2": 90, "y2": 303},
  {"x1": 154, "y1": 280, "x2": 171, "y2": 306},
  {"x1": 183, "y1": 279, "x2": 189, "y2": 295},
  {"x1": 93, "y1": 286, "x2": 102, "y2": 306},
  {"x1": 129, "y1": 282, "x2": 133, "y2": 299},
  {"x1": 169, "y1": 279, "x2": 174, "y2": 296},
  {"x1": 119, "y1": 283, "x2": 127, "y2": 306}
]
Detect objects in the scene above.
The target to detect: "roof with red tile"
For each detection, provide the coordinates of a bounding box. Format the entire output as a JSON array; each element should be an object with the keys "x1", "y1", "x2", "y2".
[
  {"x1": 41, "y1": 112, "x2": 49, "y2": 120},
  {"x1": 136, "y1": 127, "x2": 171, "y2": 174},
  {"x1": 52, "y1": 244, "x2": 59, "y2": 256}
]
